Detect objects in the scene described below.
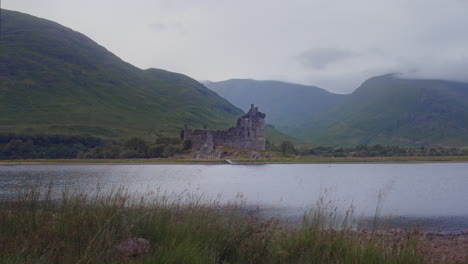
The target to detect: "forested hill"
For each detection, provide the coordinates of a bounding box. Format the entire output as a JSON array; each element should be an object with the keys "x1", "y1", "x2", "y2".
[
  {"x1": 0, "y1": 9, "x2": 243, "y2": 139},
  {"x1": 301, "y1": 74, "x2": 468, "y2": 147},
  {"x1": 204, "y1": 79, "x2": 346, "y2": 136}
]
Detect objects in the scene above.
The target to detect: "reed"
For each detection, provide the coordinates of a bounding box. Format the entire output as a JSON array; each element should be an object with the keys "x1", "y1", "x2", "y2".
[{"x1": 0, "y1": 183, "x2": 426, "y2": 264}]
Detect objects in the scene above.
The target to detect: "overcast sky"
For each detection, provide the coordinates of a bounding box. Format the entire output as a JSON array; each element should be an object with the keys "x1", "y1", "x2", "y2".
[{"x1": 3, "y1": 0, "x2": 468, "y2": 93}]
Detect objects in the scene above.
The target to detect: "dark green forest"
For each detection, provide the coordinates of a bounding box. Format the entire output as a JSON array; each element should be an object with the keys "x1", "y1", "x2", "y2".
[
  {"x1": 0, "y1": 133, "x2": 191, "y2": 159},
  {"x1": 271, "y1": 140, "x2": 468, "y2": 158},
  {"x1": 2, "y1": 133, "x2": 466, "y2": 160}
]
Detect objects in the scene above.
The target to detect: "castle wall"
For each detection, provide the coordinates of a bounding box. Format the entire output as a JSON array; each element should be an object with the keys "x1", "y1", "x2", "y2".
[{"x1": 183, "y1": 104, "x2": 265, "y2": 152}]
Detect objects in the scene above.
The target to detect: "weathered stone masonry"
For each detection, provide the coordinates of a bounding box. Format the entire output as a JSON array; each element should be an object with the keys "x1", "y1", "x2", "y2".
[{"x1": 182, "y1": 104, "x2": 266, "y2": 152}]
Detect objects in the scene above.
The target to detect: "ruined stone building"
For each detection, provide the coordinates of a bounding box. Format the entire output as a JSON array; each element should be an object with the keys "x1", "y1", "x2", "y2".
[{"x1": 181, "y1": 104, "x2": 266, "y2": 153}]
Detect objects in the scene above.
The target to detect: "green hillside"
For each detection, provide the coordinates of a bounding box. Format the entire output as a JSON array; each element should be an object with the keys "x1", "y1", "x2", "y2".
[
  {"x1": 0, "y1": 9, "x2": 243, "y2": 139},
  {"x1": 302, "y1": 74, "x2": 468, "y2": 147},
  {"x1": 4, "y1": 9, "x2": 466, "y2": 148},
  {"x1": 264, "y1": 125, "x2": 312, "y2": 148},
  {"x1": 204, "y1": 79, "x2": 346, "y2": 136}
]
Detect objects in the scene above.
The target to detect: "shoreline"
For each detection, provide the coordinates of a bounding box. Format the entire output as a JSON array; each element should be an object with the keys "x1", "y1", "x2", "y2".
[{"x1": 1, "y1": 156, "x2": 468, "y2": 165}]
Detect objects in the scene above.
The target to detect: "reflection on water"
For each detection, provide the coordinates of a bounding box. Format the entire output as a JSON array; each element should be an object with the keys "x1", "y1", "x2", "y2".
[{"x1": 1, "y1": 163, "x2": 467, "y2": 231}]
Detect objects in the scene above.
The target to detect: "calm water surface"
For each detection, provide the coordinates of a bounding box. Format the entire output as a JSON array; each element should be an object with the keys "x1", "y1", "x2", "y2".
[{"x1": 1, "y1": 163, "x2": 467, "y2": 231}]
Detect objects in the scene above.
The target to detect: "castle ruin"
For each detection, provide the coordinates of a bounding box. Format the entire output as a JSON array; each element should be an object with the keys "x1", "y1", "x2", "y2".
[{"x1": 181, "y1": 104, "x2": 266, "y2": 153}]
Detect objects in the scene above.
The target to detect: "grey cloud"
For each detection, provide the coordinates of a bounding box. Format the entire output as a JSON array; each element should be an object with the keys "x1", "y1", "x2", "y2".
[
  {"x1": 399, "y1": 56, "x2": 468, "y2": 83},
  {"x1": 149, "y1": 23, "x2": 166, "y2": 32},
  {"x1": 148, "y1": 21, "x2": 185, "y2": 34},
  {"x1": 297, "y1": 48, "x2": 357, "y2": 70}
]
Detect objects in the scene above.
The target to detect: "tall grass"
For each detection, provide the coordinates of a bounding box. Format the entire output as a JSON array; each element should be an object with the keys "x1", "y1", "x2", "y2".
[{"x1": 0, "y1": 184, "x2": 424, "y2": 264}]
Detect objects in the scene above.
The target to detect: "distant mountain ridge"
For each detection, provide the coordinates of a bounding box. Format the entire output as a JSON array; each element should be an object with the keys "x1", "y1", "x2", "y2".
[
  {"x1": 0, "y1": 9, "x2": 243, "y2": 139},
  {"x1": 302, "y1": 74, "x2": 468, "y2": 147},
  {"x1": 206, "y1": 75, "x2": 468, "y2": 147},
  {"x1": 204, "y1": 79, "x2": 346, "y2": 136}
]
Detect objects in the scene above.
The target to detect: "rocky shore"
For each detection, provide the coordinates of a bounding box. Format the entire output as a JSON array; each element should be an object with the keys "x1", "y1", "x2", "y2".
[{"x1": 357, "y1": 228, "x2": 468, "y2": 263}]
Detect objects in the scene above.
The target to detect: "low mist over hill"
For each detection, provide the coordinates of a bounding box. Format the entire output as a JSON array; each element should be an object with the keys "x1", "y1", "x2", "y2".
[{"x1": 0, "y1": 9, "x2": 243, "y2": 139}]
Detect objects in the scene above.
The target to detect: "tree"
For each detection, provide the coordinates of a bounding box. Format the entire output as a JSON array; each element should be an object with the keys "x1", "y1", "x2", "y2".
[
  {"x1": 265, "y1": 139, "x2": 273, "y2": 151},
  {"x1": 123, "y1": 137, "x2": 148, "y2": 158},
  {"x1": 84, "y1": 145, "x2": 121, "y2": 159},
  {"x1": 148, "y1": 145, "x2": 165, "y2": 158},
  {"x1": 280, "y1": 141, "x2": 296, "y2": 155},
  {"x1": 163, "y1": 145, "x2": 182, "y2": 158},
  {"x1": 2, "y1": 139, "x2": 35, "y2": 159},
  {"x1": 182, "y1": 139, "x2": 192, "y2": 151}
]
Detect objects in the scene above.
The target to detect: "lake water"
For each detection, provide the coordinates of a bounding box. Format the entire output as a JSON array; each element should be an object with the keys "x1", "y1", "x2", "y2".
[{"x1": 1, "y1": 163, "x2": 467, "y2": 232}]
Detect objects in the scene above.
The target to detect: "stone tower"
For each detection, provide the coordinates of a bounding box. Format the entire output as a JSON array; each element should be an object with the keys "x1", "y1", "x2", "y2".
[{"x1": 234, "y1": 104, "x2": 266, "y2": 151}]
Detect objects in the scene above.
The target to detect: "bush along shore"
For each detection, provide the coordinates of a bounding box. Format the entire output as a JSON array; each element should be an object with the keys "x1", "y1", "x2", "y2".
[
  {"x1": 1, "y1": 185, "x2": 466, "y2": 264},
  {"x1": 2, "y1": 133, "x2": 468, "y2": 161}
]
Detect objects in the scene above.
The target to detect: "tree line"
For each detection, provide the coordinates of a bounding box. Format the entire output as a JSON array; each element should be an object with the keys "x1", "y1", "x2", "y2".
[
  {"x1": 273, "y1": 141, "x2": 468, "y2": 157},
  {"x1": 1, "y1": 133, "x2": 467, "y2": 159},
  {"x1": 0, "y1": 133, "x2": 192, "y2": 159}
]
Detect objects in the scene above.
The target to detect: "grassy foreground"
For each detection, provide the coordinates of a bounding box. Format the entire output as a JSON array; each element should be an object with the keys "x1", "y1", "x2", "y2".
[{"x1": 0, "y1": 186, "x2": 429, "y2": 264}]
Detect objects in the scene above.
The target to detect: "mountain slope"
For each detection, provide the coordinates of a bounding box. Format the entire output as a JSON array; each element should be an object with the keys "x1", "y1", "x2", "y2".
[
  {"x1": 0, "y1": 9, "x2": 243, "y2": 139},
  {"x1": 204, "y1": 79, "x2": 346, "y2": 136},
  {"x1": 302, "y1": 74, "x2": 468, "y2": 147}
]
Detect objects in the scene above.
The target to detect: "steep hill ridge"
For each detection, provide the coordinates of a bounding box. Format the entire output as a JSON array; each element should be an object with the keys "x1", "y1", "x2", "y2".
[
  {"x1": 302, "y1": 74, "x2": 468, "y2": 147},
  {"x1": 0, "y1": 9, "x2": 243, "y2": 139}
]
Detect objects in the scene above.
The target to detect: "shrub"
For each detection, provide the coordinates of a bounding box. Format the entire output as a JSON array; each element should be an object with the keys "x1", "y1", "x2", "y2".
[
  {"x1": 182, "y1": 139, "x2": 192, "y2": 151},
  {"x1": 148, "y1": 145, "x2": 165, "y2": 158},
  {"x1": 123, "y1": 137, "x2": 148, "y2": 158},
  {"x1": 84, "y1": 145, "x2": 121, "y2": 159},
  {"x1": 163, "y1": 145, "x2": 182, "y2": 158},
  {"x1": 280, "y1": 141, "x2": 296, "y2": 155},
  {"x1": 120, "y1": 150, "x2": 146, "y2": 159}
]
